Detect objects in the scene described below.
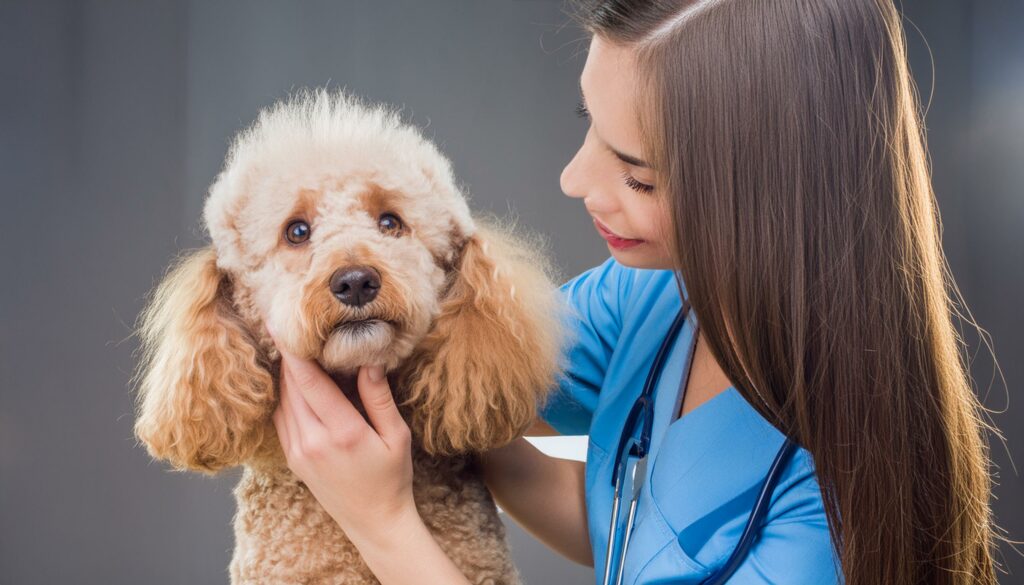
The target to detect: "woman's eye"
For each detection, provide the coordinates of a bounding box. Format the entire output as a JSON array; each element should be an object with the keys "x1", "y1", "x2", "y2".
[
  {"x1": 378, "y1": 212, "x2": 404, "y2": 235},
  {"x1": 284, "y1": 220, "x2": 311, "y2": 244},
  {"x1": 621, "y1": 170, "x2": 655, "y2": 194}
]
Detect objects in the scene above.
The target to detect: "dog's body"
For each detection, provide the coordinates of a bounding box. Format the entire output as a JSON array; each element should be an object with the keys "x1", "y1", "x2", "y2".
[
  {"x1": 231, "y1": 442, "x2": 516, "y2": 584},
  {"x1": 132, "y1": 89, "x2": 564, "y2": 584}
]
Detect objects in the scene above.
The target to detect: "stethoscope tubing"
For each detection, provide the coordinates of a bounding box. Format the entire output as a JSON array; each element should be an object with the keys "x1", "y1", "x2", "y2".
[
  {"x1": 610, "y1": 300, "x2": 691, "y2": 486},
  {"x1": 604, "y1": 301, "x2": 691, "y2": 585},
  {"x1": 699, "y1": 436, "x2": 798, "y2": 585}
]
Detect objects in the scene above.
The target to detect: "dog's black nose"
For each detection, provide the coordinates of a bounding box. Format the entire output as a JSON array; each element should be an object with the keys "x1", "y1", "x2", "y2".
[{"x1": 330, "y1": 265, "x2": 381, "y2": 307}]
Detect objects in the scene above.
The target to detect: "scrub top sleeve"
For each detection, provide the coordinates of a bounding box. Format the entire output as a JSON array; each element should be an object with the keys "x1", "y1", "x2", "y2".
[{"x1": 538, "y1": 257, "x2": 634, "y2": 436}]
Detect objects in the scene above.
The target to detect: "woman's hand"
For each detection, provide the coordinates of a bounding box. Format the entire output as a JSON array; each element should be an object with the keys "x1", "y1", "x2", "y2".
[
  {"x1": 268, "y1": 326, "x2": 415, "y2": 546},
  {"x1": 268, "y1": 327, "x2": 473, "y2": 584}
]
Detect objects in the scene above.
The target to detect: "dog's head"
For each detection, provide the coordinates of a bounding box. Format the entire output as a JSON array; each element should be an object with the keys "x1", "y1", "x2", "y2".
[
  {"x1": 133, "y1": 89, "x2": 566, "y2": 471},
  {"x1": 204, "y1": 91, "x2": 477, "y2": 373}
]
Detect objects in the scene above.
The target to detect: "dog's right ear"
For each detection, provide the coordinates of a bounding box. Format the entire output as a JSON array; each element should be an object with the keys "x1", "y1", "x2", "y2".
[{"x1": 132, "y1": 247, "x2": 274, "y2": 474}]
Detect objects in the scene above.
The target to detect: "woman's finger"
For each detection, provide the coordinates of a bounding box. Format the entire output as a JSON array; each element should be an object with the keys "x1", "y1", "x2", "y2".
[
  {"x1": 356, "y1": 365, "x2": 410, "y2": 449},
  {"x1": 278, "y1": 366, "x2": 335, "y2": 464},
  {"x1": 265, "y1": 326, "x2": 324, "y2": 428},
  {"x1": 280, "y1": 356, "x2": 325, "y2": 428},
  {"x1": 272, "y1": 403, "x2": 292, "y2": 452},
  {"x1": 273, "y1": 376, "x2": 304, "y2": 456},
  {"x1": 278, "y1": 346, "x2": 363, "y2": 428},
  {"x1": 265, "y1": 324, "x2": 355, "y2": 428}
]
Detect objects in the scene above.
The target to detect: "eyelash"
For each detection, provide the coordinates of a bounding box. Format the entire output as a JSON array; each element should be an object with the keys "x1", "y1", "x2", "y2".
[
  {"x1": 621, "y1": 170, "x2": 655, "y2": 194},
  {"x1": 575, "y1": 100, "x2": 590, "y2": 120},
  {"x1": 577, "y1": 100, "x2": 653, "y2": 194}
]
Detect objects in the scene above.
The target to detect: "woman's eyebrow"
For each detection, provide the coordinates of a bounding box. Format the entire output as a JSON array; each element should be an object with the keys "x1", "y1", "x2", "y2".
[
  {"x1": 610, "y1": 147, "x2": 650, "y2": 168},
  {"x1": 579, "y1": 81, "x2": 651, "y2": 168}
]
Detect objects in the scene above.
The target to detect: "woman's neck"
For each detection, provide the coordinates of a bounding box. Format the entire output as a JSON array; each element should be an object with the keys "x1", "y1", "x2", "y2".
[{"x1": 676, "y1": 332, "x2": 733, "y2": 421}]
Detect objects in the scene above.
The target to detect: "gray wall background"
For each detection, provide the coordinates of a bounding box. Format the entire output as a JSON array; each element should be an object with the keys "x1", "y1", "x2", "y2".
[{"x1": 1, "y1": 1, "x2": 1021, "y2": 583}]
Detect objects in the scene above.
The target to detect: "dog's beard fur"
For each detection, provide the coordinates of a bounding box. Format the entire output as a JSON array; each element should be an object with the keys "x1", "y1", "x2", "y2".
[
  {"x1": 321, "y1": 319, "x2": 398, "y2": 374},
  {"x1": 311, "y1": 302, "x2": 435, "y2": 376}
]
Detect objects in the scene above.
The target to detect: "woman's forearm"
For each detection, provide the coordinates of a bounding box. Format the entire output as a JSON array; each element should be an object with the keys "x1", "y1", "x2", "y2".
[
  {"x1": 479, "y1": 436, "x2": 593, "y2": 566},
  {"x1": 348, "y1": 505, "x2": 471, "y2": 585},
  {"x1": 350, "y1": 438, "x2": 592, "y2": 583}
]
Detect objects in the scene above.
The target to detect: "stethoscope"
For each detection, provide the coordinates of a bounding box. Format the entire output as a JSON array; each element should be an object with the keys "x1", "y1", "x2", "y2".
[{"x1": 602, "y1": 296, "x2": 799, "y2": 585}]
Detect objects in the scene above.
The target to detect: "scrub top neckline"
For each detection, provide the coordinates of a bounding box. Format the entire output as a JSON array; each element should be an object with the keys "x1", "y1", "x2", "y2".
[
  {"x1": 663, "y1": 301, "x2": 740, "y2": 428},
  {"x1": 670, "y1": 385, "x2": 740, "y2": 426},
  {"x1": 645, "y1": 306, "x2": 745, "y2": 468}
]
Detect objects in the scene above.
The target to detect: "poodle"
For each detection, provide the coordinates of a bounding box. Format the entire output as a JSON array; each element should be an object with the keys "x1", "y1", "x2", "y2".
[{"x1": 132, "y1": 88, "x2": 566, "y2": 584}]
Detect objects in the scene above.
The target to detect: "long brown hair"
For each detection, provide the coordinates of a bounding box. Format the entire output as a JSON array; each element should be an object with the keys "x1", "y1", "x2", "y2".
[{"x1": 572, "y1": 1, "x2": 1003, "y2": 583}]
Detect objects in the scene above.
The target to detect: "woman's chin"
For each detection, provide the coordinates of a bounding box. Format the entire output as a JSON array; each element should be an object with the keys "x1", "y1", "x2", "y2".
[{"x1": 607, "y1": 243, "x2": 673, "y2": 270}]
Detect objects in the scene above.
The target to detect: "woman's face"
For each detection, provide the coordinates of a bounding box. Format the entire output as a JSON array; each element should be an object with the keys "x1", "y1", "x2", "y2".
[{"x1": 561, "y1": 35, "x2": 674, "y2": 270}]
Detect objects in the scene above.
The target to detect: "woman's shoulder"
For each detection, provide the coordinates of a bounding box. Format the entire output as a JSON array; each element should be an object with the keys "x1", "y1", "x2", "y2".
[
  {"x1": 745, "y1": 445, "x2": 843, "y2": 583},
  {"x1": 770, "y1": 445, "x2": 833, "y2": 529},
  {"x1": 542, "y1": 258, "x2": 684, "y2": 435},
  {"x1": 560, "y1": 256, "x2": 682, "y2": 326}
]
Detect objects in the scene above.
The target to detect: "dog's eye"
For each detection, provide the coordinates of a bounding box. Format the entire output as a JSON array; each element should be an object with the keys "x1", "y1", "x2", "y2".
[
  {"x1": 378, "y1": 213, "x2": 404, "y2": 236},
  {"x1": 285, "y1": 220, "x2": 311, "y2": 244}
]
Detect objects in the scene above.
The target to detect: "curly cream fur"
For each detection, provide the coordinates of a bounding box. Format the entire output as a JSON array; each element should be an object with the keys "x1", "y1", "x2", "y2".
[{"x1": 132, "y1": 88, "x2": 565, "y2": 584}]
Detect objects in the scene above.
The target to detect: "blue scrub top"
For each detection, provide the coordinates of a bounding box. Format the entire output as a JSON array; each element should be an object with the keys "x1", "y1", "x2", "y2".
[{"x1": 540, "y1": 258, "x2": 844, "y2": 584}]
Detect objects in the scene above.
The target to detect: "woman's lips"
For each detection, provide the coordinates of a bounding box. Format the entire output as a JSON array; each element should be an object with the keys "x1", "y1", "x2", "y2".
[{"x1": 592, "y1": 217, "x2": 645, "y2": 250}]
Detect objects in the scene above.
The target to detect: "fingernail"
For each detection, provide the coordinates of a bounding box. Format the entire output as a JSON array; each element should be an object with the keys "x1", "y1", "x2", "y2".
[{"x1": 367, "y1": 365, "x2": 385, "y2": 382}]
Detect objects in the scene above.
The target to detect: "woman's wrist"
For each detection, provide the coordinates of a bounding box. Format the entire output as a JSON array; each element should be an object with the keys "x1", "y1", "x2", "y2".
[
  {"x1": 348, "y1": 502, "x2": 471, "y2": 585},
  {"x1": 344, "y1": 499, "x2": 422, "y2": 556}
]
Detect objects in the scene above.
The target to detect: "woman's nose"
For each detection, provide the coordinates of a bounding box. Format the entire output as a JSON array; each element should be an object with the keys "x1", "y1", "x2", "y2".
[{"x1": 560, "y1": 148, "x2": 586, "y2": 200}]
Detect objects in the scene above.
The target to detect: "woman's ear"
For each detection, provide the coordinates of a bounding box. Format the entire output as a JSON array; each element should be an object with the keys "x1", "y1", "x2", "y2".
[
  {"x1": 132, "y1": 247, "x2": 275, "y2": 474},
  {"x1": 401, "y1": 224, "x2": 565, "y2": 455}
]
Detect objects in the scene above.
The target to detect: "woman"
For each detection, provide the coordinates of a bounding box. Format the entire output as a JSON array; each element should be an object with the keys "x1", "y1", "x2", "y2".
[{"x1": 267, "y1": 0, "x2": 1001, "y2": 583}]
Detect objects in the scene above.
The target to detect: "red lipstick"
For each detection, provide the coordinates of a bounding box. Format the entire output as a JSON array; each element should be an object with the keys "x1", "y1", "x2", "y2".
[{"x1": 593, "y1": 218, "x2": 645, "y2": 250}]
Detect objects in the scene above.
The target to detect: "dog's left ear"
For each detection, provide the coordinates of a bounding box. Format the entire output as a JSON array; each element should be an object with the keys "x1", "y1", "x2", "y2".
[{"x1": 400, "y1": 224, "x2": 565, "y2": 455}]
